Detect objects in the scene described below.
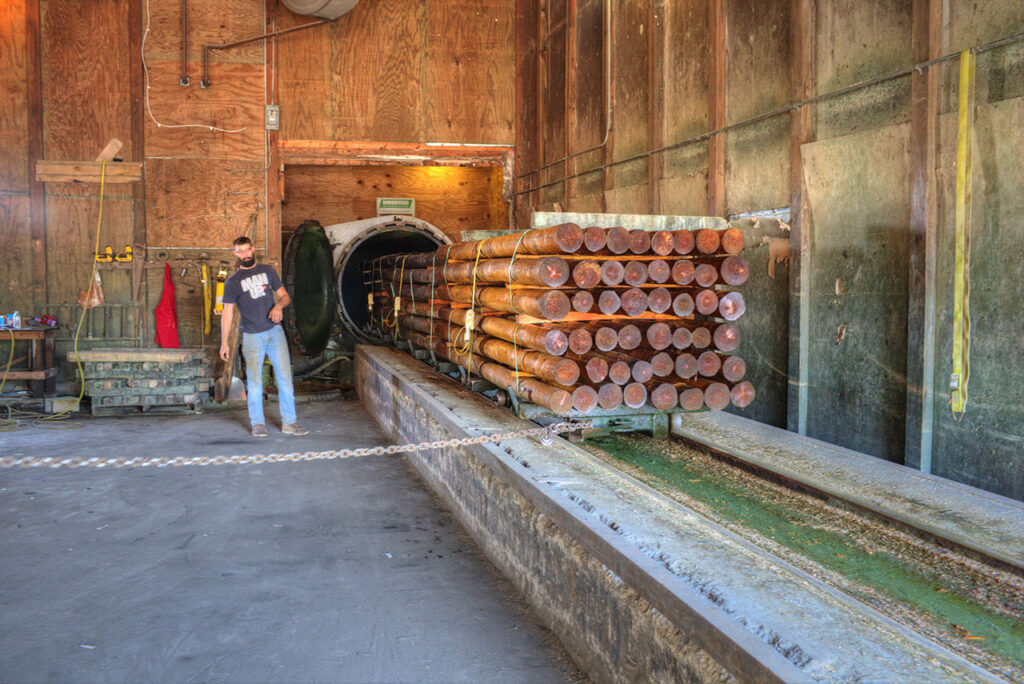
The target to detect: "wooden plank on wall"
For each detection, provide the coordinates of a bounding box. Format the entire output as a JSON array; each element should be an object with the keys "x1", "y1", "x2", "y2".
[
  {"x1": 904, "y1": 0, "x2": 942, "y2": 470},
  {"x1": 277, "y1": 3, "x2": 333, "y2": 140},
  {"x1": 41, "y1": 0, "x2": 132, "y2": 161},
  {"x1": 541, "y1": 0, "x2": 567, "y2": 206},
  {"x1": 44, "y1": 193, "x2": 134, "y2": 305},
  {"x1": 571, "y1": 0, "x2": 605, "y2": 202},
  {"x1": 724, "y1": 0, "x2": 790, "y2": 215},
  {"x1": 0, "y1": 0, "x2": 29, "y2": 192},
  {"x1": 787, "y1": 0, "x2": 816, "y2": 434},
  {"x1": 0, "y1": 197, "x2": 34, "y2": 313},
  {"x1": 27, "y1": 0, "x2": 45, "y2": 310},
  {"x1": 265, "y1": 0, "x2": 281, "y2": 264},
  {"x1": 648, "y1": 0, "x2": 665, "y2": 214},
  {"x1": 145, "y1": 159, "x2": 265, "y2": 249},
  {"x1": 143, "y1": 59, "x2": 264, "y2": 160},
  {"x1": 659, "y1": 0, "x2": 708, "y2": 216},
  {"x1": 142, "y1": 0, "x2": 264, "y2": 64},
  {"x1": 707, "y1": 0, "x2": 726, "y2": 216},
  {"x1": 426, "y1": 0, "x2": 515, "y2": 144},
  {"x1": 281, "y1": 165, "x2": 505, "y2": 239},
  {"x1": 606, "y1": 0, "x2": 648, "y2": 205},
  {"x1": 331, "y1": 0, "x2": 427, "y2": 142},
  {"x1": 41, "y1": 0, "x2": 134, "y2": 309},
  {"x1": 129, "y1": 0, "x2": 146, "y2": 303}
]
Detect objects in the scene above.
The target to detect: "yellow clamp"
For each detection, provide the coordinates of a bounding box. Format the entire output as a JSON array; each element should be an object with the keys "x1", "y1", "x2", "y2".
[
  {"x1": 95, "y1": 246, "x2": 114, "y2": 263},
  {"x1": 367, "y1": 293, "x2": 374, "y2": 312},
  {"x1": 114, "y1": 245, "x2": 133, "y2": 262},
  {"x1": 214, "y1": 262, "x2": 228, "y2": 315}
]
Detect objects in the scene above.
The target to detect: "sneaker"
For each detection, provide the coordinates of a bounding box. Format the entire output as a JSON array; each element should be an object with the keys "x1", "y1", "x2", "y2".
[
  {"x1": 281, "y1": 422, "x2": 309, "y2": 436},
  {"x1": 251, "y1": 423, "x2": 268, "y2": 438}
]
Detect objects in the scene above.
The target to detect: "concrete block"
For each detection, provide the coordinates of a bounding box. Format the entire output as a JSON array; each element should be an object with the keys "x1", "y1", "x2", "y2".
[{"x1": 43, "y1": 396, "x2": 80, "y2": 414}]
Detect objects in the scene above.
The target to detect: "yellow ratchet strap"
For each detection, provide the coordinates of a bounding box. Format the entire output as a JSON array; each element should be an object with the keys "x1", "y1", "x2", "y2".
[
  {"x1": 200, "y1": 263, "x2": 212, "y2": 336},
  {"x1": 951, "y1": 49, "x2": 974, "y2": 419}
]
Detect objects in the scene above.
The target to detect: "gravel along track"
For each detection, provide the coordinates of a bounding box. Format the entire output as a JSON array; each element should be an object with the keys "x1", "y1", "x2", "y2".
[{"x1": 581, "y1": 433, "x2": 1024, "y2": 682}]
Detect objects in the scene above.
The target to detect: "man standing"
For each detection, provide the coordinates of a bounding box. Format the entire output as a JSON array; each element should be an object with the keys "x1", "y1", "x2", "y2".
[{"x1": 219, "y1": 236, "x2": 308, "y2": 438}]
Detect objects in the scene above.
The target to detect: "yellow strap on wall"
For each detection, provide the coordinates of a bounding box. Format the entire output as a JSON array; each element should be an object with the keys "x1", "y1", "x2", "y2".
[
  {"x1": 200, "y1": 263, "x2": 212, "y2": 337},
  {"x1": 951, "y1": 48, "x2": 975, "y2": 419}
]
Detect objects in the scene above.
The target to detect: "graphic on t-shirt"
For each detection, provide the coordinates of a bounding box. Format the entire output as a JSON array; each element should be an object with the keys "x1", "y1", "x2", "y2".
[{"x1": 240, "y1": 272, "x2": 270, "y2": 300}]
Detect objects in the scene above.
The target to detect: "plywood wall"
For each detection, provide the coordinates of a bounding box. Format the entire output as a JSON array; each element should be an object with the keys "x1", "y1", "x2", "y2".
[
  {"x1": 516, "y1": 0, "x2": 1024, "y2": 500},
  {"x1": 1, "y1": 0, "x2": 515, "y2": 356},
  {"x1": 277, "y1": 0, "x2": 515, "y2": 144},
  {"x1": 282, "y1": 166, "x2": 506, "y2": 240}
]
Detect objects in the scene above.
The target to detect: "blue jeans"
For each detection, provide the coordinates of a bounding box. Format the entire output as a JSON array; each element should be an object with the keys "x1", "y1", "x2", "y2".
[{"x1": 241, "y1": 325, "x2": 296, "y2": 426}]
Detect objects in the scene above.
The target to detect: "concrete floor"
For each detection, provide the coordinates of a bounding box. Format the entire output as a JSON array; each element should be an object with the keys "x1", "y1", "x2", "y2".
[{"x1": 0, "y1": 397, "x2": 584, "y2": 683}]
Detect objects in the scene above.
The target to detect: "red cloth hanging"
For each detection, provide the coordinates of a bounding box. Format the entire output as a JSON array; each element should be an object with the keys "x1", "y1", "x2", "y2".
[{"x1": 154, "y1": 263, "x2": 180, "y2": 348}]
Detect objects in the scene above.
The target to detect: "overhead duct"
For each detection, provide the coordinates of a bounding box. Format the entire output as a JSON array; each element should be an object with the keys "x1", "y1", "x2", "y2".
[
  {"x1": 281, "y1": 0, "x2": 359, "y2": 20},
  {"x1": 283, "y1": 216, "x2": 450, "y2": 356}
]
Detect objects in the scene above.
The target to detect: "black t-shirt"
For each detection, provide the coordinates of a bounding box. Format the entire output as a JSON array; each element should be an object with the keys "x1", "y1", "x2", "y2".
[{"x1": 223, "y1": 264, "x2": 284, "y2": 333}]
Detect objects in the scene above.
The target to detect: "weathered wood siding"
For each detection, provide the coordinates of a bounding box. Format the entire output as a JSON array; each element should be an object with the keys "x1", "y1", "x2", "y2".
[
  {"x1": 1, "y1": 0, "x2": 514, "y2": 354},
  {"x1": 515, "y1": 0, "x2": 1024, "y2": 500}
]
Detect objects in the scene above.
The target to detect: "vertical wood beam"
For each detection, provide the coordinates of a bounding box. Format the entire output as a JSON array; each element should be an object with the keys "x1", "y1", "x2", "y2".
[
  {"x1": 564, "y1": 0, "x2": 577, "y2": 210},
  {"x1": 905, "y1": 0, "x2": 943, "y2": 471},
  {"x1": 26, "y1": 0, "x2": 45, "y2": 309},
  {"x1": 537, "y1": 0, "x2": 548, "y2": 212},
  {"x1": 647, "y1": 0, "x2": 664, "y2": 214},
  {"x1": 128, "y1": 0, "x2": 147, "y2": 304},
  {"x1": 787, "y1": 0, "x2": 816, "y2": 435},
  {"x1": 707, "y1": 0, "x2": 727, "y2": 217},
  {"x1": 266, "y1": 0, "x2": 282, "y2": 264},
  {"x1": 600, "y1": 0, "x2": 614, "y2": 210}
]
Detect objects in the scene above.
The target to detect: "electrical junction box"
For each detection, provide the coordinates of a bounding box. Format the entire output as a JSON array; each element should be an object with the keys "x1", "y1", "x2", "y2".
[{"x1": 265, "y1": 105, "x2": 281, "y2": 131}]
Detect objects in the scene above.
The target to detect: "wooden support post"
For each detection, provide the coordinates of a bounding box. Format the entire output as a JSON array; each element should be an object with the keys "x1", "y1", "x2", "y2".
[
  {"x1": 26, "y1": 0, "x2": 45, "y2": 310},
  {"x1": 648, "y1": 0, "x2": 665, "y2": 214},
  {"x1": 537, "y1": 0, "x2": 548, "y2": 211},
  {"x1": 787, "y1": 0, "x2": 815, "y2": 435},
  {"x1": 266, "y1": 0, "x2": 282, "y2": 266},
  {"x1": 707, "y1": 0, "x2": 727, "y2": 217},
  {"x1": 905, "y1": 0, "x2": 942, "y2": 471},
  {"x1": 565, "y1": 0, "x2": 578, "y2": 210},
  {"x1": 129, "y1": 0, "x2": 148, "y2": 312},
  {"x1": 601, "y1": 0, "x2": 615, "y2": 211}
]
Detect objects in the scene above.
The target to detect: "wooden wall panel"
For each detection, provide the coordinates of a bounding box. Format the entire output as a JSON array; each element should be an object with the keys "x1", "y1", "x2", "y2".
[
  {"x1": 724, "y1": 0, "x2": 790, "y2": 215},
  {"x1": 143, "y1": 59, "x2": 264, "y2": 160},
  {"x1": 801, "y1": 123, "x2": 911, "y2": 462},
  {"x1": 661, "y1": 0, "x2": 708, "y2": 194},
  {"x1": 0, "y1": 197, "x2": 33, "y2": 313},
  {"x1": 142, "y1": 0, "x2": 264, "y2": 63},
  {"x1": 146, "y1": 159, "x2": 266, "y2": 248},
  {"x1": 569, "y1": 0, "x2": 605, "y2": 200},
  {"x1": 815, "y1": 0, "x2": 912, "y2": 140},
  {"x1": 0, "y1": 1, "x2": 29, "y2": 191},
  {"x1": 40, "y1": 0, "x2": 133, "y2": 311},
  {"x1": 426, "y1": 0, "x2": 515, "y2": 143},
  {"x1": 277, "y1": 6, "x2": 333, "y2": 140},
  {"x1": 41, "y1": 0, "x2": 132, "y2": 161},
  {"x1": 281, "y1": 165, "x2": 505, "y2": 240},
  {"x1": 277, "y1": 0, "x2": 516, "y2": 145},
  {"x1": 331, "y1": 0, "x2": 427, "y2": 142},
  {"x1": 610, "y1": 0, "x2": 649, "y2": 191},
  {"x1": 44, "y1": 193, "x2": 134, "y2": 304}
]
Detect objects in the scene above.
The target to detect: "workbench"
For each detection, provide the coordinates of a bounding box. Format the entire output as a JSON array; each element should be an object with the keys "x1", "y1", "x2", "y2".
[{"x1": 1, "y1": 326, "x2": 57, "y2": 397}]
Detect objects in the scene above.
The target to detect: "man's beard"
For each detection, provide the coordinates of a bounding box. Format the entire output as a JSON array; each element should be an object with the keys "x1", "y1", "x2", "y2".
[{"x1": 239, "y1": 256, "x2": 256, "y2": 268}]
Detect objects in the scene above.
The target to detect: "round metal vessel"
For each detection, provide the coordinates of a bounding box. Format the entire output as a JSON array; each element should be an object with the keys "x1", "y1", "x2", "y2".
[{"x1": 327, "y1": 216, "x2": 449, "y2": 344}]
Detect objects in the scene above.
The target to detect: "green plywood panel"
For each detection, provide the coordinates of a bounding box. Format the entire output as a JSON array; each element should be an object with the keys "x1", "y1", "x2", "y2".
[{"x1": 801, "y1": 124, "x2": 911, "y2": 462}]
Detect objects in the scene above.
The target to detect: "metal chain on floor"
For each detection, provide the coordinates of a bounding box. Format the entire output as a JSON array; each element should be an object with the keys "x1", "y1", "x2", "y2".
[{"x1": 0, "y1": 420, "x2": 592, "y2": 470}]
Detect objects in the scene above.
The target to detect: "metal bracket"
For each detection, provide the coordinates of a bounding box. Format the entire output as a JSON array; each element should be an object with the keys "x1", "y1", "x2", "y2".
[{"x1": 179, "y1": 76, "x2": 190, "y2": 87}]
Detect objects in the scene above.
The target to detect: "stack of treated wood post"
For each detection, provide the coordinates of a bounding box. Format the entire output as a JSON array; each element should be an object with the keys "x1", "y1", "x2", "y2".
[{"x1": 365, "y1": 222, "x2": 753, "y2": 416}]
